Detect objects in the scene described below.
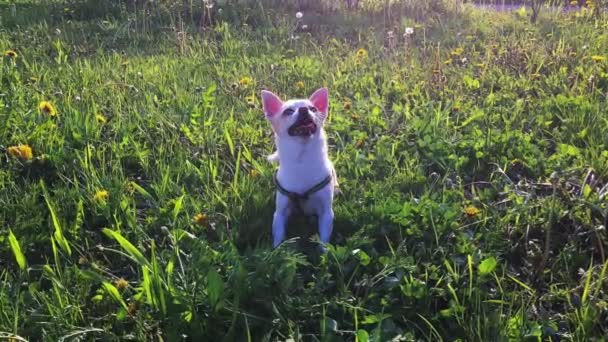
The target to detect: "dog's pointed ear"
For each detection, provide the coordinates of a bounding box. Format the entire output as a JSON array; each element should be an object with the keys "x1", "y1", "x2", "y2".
[
  {"x1": 309, "y1": 87, "x2": 329, "y2": 119},
  {"x1": 261, "y1": 90, "x2": 283, "y2": 118}
]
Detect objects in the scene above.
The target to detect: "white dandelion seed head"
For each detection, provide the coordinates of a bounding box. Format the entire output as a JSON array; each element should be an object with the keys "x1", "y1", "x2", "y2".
[
  {"x1": 296, "y1": 11, "x2": 303, "y2": 19},
  {"x1": 405, "y1": 27, "x2": 414, "y2": 35}
]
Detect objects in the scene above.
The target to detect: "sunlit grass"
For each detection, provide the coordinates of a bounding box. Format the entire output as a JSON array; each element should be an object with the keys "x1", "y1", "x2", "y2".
[{"x1": 1, "y1": 0, "x2": 608, "y2": 340}]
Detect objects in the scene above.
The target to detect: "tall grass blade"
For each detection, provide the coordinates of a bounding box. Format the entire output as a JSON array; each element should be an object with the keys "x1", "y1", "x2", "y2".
[
  {"x1": 224, "y1": 127, "x2": 235, "y2": 157},
  {"x1": 594, "y1": 259, "x2": 608, "y2": 298},
  {"x1": 102, "y1": 281, "x2": 128, "y2": 310},
  {"x1": 41, "y1": 181, "x2": 72, "y2": 256},
  {"x1": 8, "y1": 230, "x2": 26, "y2": 272},
  {"x1": 581, "y1": 260, "x2": 594, "y2": 305},
  {"x1": 172, "y1": 194, "x2": 186, "y2": 225},
  {"x1": 207, "y1": 268, "x2": 224, "y2": 311},
  {"x1": 102, "y1": 228, "x2": 149, "y2": 267},
  {"x1": 150, "y1": 241, "x2": 167, "y2": 314},
  {"x1": 417, "y1": 313, "x2": 444, "y2": 342}
]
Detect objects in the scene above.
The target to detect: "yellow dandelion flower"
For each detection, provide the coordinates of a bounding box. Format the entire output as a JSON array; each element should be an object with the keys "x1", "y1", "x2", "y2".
[
  {"x1": 591, "y1": 55, "x2": 606, "y2": 62},
  {"x1": 249, "y1": 169, "x2": 260, "y2": 178},
  {"x1": 94, "y1": 190, "x2": 109, "y2": 203},
  {"x1": 29, "y1": 77, "x2": 39, "y2": 83},
  {"x1": 464, "y1": 206, "x2": 481, "y2": 217},
  {"x1": 193, "y1": 213, "x2": 208, "y2": 226},
  {"x1": 127, "y1": 302, "x2": 138, "y2": 316},
  {"x1": 96, "y1": 113, "x2": 107, "y2": 124},
  {"x1": 245, "y1": 95, "x2": 256, "y2": 107},
  {"x1": 450, "y1": 47, "x2": 464, "y2": 56},
  {"x1": 239, "y1": 76, "x2": 252, "y2": 87},
  {"x1": 444, "y1": 59, "x2": 453, "y2": 65},
  {"x1": 7, "y1": 144, "x2": 33, "y2": 161},
  {"x1": 510, "y1": 158, "x2": 524, "y2": 167},
  {"x1": 474, "y1": 63, "x2": 485, "y2": 68},
  {"x1": 4, "y1": 50, "x2": 17, "y2": 59},
  {"x1": 78, "y1": 256, "x2": 88, "y2": 265},
  {"x1": 114, "y1": 278, "x2": 128, "y2": 291},
  {"x1": 356, "y1": 48, "x2": 368, "y2": 58},
  {"x1": 127, "y1": 301, "x2": 137, "y2": 316},
  {"x1": 343, "y1": 101, "x2": 352, "y2": 110},
  {"x1": 38, "y1": 101, "x2": 57, "y2": 117},
  {"x1": 295, "y1": 81, "x2": 305, "y2": 91}
]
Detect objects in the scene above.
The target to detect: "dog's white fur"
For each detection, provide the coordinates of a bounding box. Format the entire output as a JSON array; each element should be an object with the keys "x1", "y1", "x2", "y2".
[{"x1": 261, "y1": 88, "x2": 338, "y2": 248}]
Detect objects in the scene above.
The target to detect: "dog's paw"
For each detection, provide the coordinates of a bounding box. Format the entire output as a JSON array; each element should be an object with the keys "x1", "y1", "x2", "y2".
[{"x1": 317, "y1": 244, "x2": 328, "y2": 254}]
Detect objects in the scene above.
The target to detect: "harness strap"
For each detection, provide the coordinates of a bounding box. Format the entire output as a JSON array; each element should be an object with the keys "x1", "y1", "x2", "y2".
[{"x1": 274, "y1": 173, "x2": 332, "y2": 205}]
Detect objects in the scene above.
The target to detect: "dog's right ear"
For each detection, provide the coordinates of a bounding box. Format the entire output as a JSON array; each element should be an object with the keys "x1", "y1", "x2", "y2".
[{"x1": 261, "y1": 90, "x2": 283, "y2": 118}]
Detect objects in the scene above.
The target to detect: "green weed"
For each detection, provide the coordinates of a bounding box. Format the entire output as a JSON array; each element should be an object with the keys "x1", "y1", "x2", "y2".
[{"x1": 1, "y1": 0, "x2": 608, "y2": 340}]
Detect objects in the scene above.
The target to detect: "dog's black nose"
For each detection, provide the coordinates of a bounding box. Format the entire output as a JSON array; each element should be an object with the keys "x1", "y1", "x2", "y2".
[{"x1": 298, "y1": 107, "x2": 309, "y2": 116}]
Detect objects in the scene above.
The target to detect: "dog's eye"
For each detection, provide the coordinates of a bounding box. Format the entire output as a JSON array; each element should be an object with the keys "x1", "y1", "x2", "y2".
[
  {"x1": 282, "y1": 108, "x2": 295, "y2": 116},
  {"x1": 309, "y1": 106, "x2": 318, "y2": 113}
]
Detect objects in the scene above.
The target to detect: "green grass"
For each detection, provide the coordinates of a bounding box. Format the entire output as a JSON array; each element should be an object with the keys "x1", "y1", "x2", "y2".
[{"x1": 1, "y1": 0, "x2": 608, "y2": 340}]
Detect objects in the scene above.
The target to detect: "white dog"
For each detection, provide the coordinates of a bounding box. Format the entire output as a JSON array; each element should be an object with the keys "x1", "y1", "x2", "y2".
[{"x1": 261, "y1": 87, "x2": 338, "y2": 249}]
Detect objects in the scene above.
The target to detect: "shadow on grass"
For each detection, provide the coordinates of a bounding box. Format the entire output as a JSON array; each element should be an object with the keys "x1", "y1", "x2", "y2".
[{"x1": 234, "y1": 189, "x2": 396, "y2": 259}]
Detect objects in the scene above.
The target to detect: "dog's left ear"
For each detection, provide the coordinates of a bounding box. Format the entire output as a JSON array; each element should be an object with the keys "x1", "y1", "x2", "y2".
[{"x1": 309, "y1": 87, "x2": 329, "y2": 120}]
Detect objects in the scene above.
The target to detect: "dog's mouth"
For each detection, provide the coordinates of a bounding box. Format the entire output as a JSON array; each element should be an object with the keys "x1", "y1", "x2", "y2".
[{"x1": 288, "y1": 115, "x2": 317, "y2": 137}]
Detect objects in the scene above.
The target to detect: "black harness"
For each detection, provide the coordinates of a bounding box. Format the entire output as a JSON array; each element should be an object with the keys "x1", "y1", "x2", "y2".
[{"x1": 274, "y1": 173, "x2": 332, "y2": 213}]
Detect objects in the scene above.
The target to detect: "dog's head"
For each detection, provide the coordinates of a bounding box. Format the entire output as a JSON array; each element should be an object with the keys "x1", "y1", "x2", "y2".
[{"x1": 261, "y1": 87, "x2": 329, "y2": 139}]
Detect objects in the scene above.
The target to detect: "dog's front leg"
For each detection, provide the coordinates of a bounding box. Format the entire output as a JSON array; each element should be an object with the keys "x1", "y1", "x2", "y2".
[
  {"x1": 272, "y1": 194, "x2": 291, "y2": 248},
  {"x1": 318, "y1": 208, "x2": 334, "y2": 246}
]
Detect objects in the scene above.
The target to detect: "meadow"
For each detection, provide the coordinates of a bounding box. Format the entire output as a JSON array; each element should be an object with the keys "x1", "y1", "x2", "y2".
[{"x1": 1, "y1": 0, "x2": 608, "y2": 340}]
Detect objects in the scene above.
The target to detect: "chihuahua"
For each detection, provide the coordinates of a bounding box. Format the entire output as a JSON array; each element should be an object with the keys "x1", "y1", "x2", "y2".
[{"x1": 261, "y1": 87, "x2": 338, "y2": 249}]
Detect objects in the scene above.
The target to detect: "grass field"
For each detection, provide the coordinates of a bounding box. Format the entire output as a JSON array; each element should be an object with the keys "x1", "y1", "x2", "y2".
[{"x1": 1, "y1": 0, "x2": 608, "y2": 340}]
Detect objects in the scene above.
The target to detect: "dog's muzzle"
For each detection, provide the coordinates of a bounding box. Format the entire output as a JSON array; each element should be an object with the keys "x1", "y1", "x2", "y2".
[{"x1": 288, "y1": 107, "x2": 318, "y2": 137}]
